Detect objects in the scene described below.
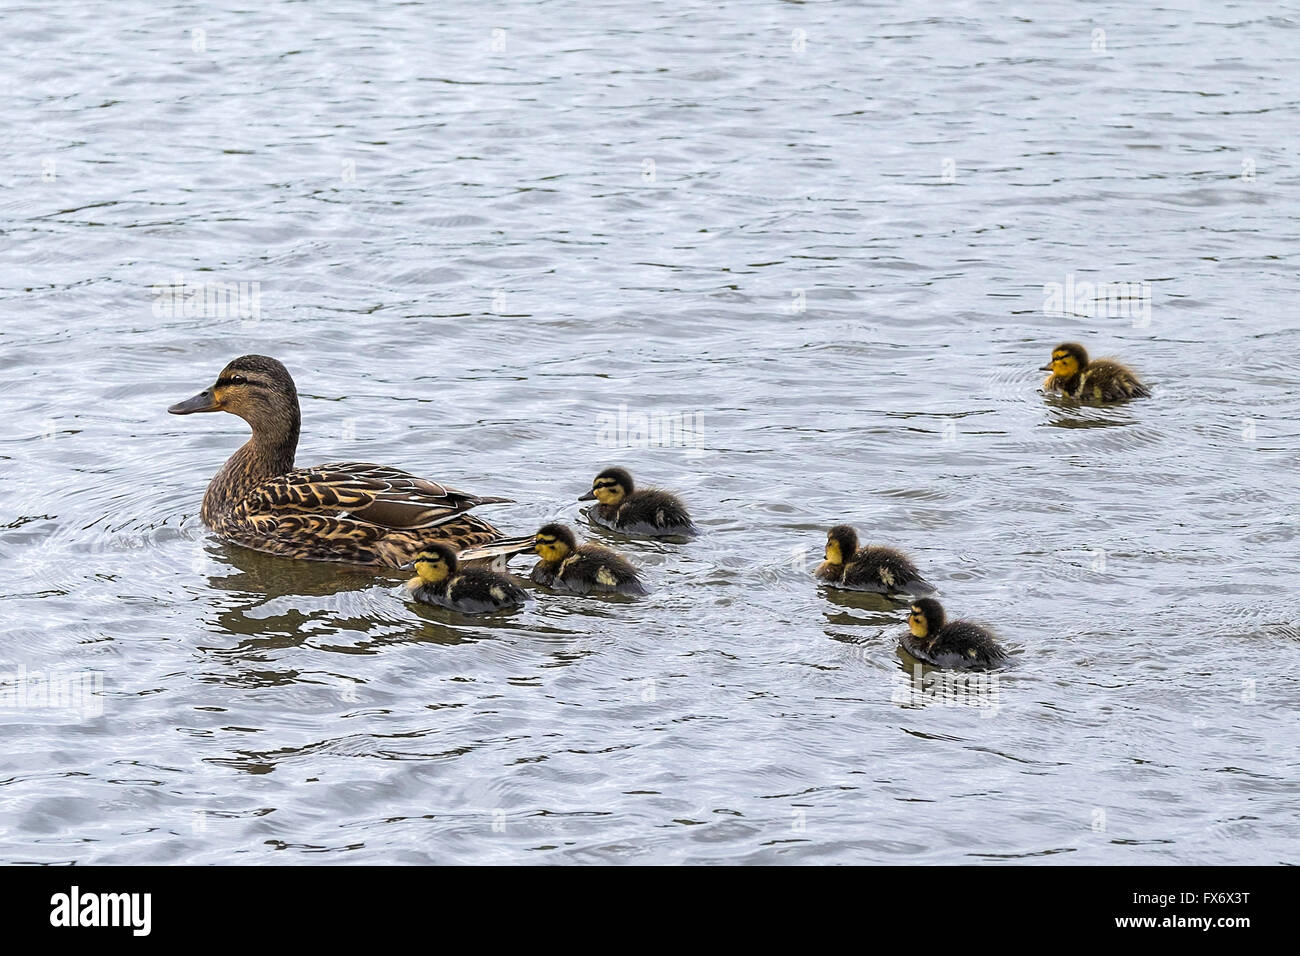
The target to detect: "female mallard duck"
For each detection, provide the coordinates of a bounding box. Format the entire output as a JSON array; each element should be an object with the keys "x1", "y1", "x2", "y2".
[
  {"x1": 578, "y1": 467, "x2": 697, "y2": 537},
  {"x1": 1040, "y1": 342, "x2": 1149, "y2": 402},
  {"x1": 901, "y1": 598, "x2": 1007, "y2": 671},
  {"x1": 814, "y1": 525, "x2": 935, "y2": 596},
  {"x1": 530, "y1": 523, "x2": 647, "y2": 595},
  {"x1": 406, "y1": 544, "x2": 529, "y2": 614},
  {"x1": 168, "y1": 355, "x2": 530, "y2": 568}
]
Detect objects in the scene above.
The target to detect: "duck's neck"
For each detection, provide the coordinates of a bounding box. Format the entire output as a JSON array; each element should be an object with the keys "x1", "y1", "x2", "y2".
[{"x1": 200, "y1": 414, "x2": 300, "y2": 527}]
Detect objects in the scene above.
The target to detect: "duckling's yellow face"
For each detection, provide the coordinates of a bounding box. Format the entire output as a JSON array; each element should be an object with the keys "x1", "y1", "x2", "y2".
[
  {"x1": 533, "y1": 532, "x2": 571, "y2": 563},
  {"x1": 1043, "y1": 349, "x2": 1081, "y2": 379},
  {"x1": 824, "y1": 538, "x2": 844, "y2": 565},
  {"x1": 908, "y1": 605, "x2": 929, "y2": 638},
  {"x1": 413, "y1": 553, "x2": 450, "y2": 584},
  {"x1": 590, "y1": 477, "x2": 626, "y2": 506}
]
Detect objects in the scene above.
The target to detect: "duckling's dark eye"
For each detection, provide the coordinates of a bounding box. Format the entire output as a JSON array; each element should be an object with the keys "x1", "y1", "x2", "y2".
[{"x1": 230, "y1": 375, "x2": 248, "y2": 386}]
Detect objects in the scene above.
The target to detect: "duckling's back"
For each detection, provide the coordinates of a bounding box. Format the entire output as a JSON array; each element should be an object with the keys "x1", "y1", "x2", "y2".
[
  {"x1": 929, "y1": 620, "x2": 1007, "y2": 671},
  {"x1": 459, "y1": 567, "x2": 528, "y2": 604},
  {"x1": 600, "y1": 489, "x2": 696, "y2": 537},
  {"x1": 559, "y1": 544, "x2": 648, "y2": 595},
  {"x1": 1081, "y1": 359, "x2": 1149, "y2": 401},
  {"x1": 842, "y1": 546, "x2": 934, "y2": 595},
  {"x1": 418, "y1": 568, "x2": 527, "y2": 613}
]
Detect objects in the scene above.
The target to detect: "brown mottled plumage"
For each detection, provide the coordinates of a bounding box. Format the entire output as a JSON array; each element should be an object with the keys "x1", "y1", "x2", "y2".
[
  {"x1": 1040, "y1": 342, "x2": 1149, "y2": 402},
  {"x1": 901, "y1": 598, "x2": 1007, "y2": 671},
  {"x1": 169, "y1": 355, "x2": 528, "y2": 567},
  {"x1": 530, "y1": 523, "x2": 647, "y2": 596},
  {"x1": 814, "y1": 525, "x2": 935, "y2": 596},
  {"x1": 406, "y1": 544, "x2": 529, "y2": 614},
  {"x1": 578, "y1": 467, "x2": 697, "y2": 538}
]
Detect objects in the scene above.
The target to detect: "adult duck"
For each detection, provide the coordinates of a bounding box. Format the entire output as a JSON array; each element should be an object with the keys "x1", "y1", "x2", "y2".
[{"x1": 168, "y1": 354, "x2": 528, "y2": 567}]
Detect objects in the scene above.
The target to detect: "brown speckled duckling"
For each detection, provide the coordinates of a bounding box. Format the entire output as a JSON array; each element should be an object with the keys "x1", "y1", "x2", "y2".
[
  {"x1": 406, "y1": 544, "x2": 529, "y2": 614},
  {"x1": 530, "y1": 523, "x2": 647, "y2": 596},
  {"x1": 901, "y1": 598, "x2": 1007, "y2": 671},
  {"x1": 814, "y1": 525, "x2": 935, "y2": 596},
  {"x1": 579, "y1": 467, "x2": 696, "y2": 538},
  {"x1": 1040, "y1": 342, "x2": 1149, "y2": 402},
  {"x1": 168, "y1": 355, "x2": 529, "y2": 567}
]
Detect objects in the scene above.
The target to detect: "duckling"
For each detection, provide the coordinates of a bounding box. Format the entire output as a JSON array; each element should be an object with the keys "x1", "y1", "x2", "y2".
[
  {"x1": 814, "y1": 525, "x2": 935, "y2": 596},
  {"x1": 406, "y1": 544, "x2": 529, "y2": 614},
  {"x1": 530, "y1": 523, "x2": 648, "y2": 596},
  {"x1": 901, "y1": 598, "x2": 1007, "y2": 671},
  {"x1": 579, "y1": 467, "x2": 697, "y2": 537},
  {"x1": 1040, "y1": 342, "x2": 1149, "y2": 402}
]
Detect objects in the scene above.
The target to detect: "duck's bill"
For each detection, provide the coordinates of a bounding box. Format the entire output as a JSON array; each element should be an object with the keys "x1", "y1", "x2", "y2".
[
  {"x1": 578, "y1": 490, "x2": 596, "y2": 501},
  {"x1": 168, "y1": 389, "x2": 220, "y2": 414},
  {"x1": 1038, "y1": 363, "x2": 1053, "y2": 371}
]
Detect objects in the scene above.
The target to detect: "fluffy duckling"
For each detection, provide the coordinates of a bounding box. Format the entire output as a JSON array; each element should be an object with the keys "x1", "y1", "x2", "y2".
[
  {"x1": 902, "y1": 598, "x2": 1007, "y2": 671},
  {"x1": 1040, "y1": 342, "x2": 1149, "y2": 402},
  {"x1": 407, "y1": 544, "x2": 529, "y2": 614},
  {"x1": 814, "y1": 525, "x2": 935, "y2": 596},
  {"x1": 579, "y1": 467, "x2": 697, "y2": 537},
  {"x1": 530, "y1": 523, "x2": 648, "y2": 596}
]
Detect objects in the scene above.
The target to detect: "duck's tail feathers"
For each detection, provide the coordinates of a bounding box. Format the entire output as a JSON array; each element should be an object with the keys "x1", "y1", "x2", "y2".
[{"x1": 458, "y1": 534, "x2": 535, "y2": 564}]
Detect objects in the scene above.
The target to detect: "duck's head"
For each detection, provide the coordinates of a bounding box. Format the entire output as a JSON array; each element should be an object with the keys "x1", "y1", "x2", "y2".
[
  {"x1": 824, "y1": 524, "x2": 859, "y2": 566},
  {"x1": 411, "y1": 544, "x2": 458, "y2": 586},
  {"x1": 908, "y1": 598, "x2": 945, "y2": 639},
  {"x1": 168, "y1": 355, "x2": 299, "y2": 436},
  {"x1": 579, "y1": 467, "x2": 633, "y2": 506},
  {"x1": 1040, "y1": 343, "x2": 1088, "y2": 379},
  {"x1": 534, "y1": 523, "x2": 577, "y2": 563}
]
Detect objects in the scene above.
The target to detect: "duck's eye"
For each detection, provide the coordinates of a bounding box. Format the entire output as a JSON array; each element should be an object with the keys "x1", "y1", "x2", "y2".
[{"x1": 230, "y1": 375, "x2": 248, "y2": 386}]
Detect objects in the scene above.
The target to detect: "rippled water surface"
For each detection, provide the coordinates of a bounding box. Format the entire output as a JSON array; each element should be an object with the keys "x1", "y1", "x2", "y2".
[{"x1": 2, "y1": 1, "x2": 1299, "y2": 864}]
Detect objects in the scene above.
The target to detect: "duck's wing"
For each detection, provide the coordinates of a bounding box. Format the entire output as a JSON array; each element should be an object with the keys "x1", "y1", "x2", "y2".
[
  {"x1": 222, "y1": 463, "x2": 514, "y2": 567},
  {"x1": 249, "y1": 462, "x2": 512, "y2": 530}
]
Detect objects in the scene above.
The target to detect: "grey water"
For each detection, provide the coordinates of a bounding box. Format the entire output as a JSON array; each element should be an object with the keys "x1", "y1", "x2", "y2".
[{"x1": 1, "y1": 1, "x2": 1298, "y2": 864}]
